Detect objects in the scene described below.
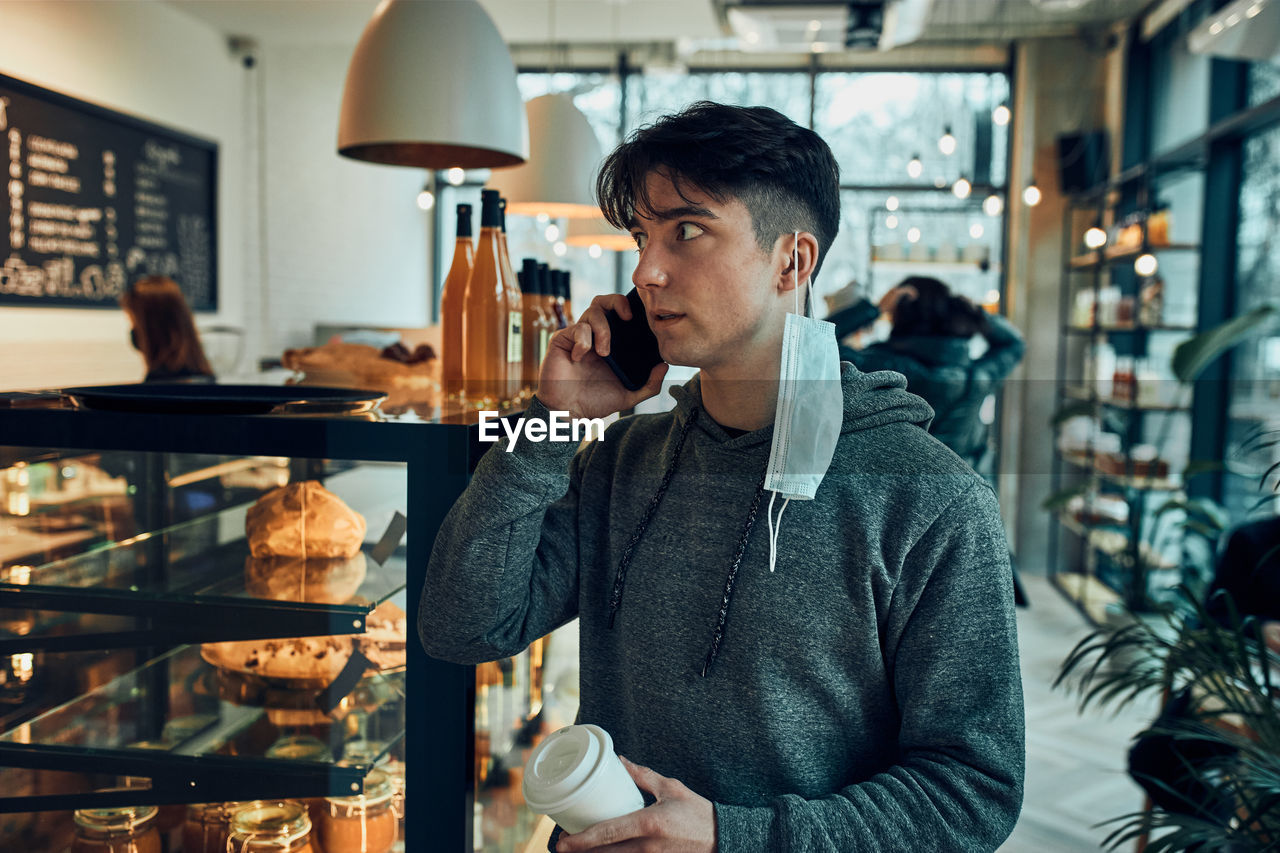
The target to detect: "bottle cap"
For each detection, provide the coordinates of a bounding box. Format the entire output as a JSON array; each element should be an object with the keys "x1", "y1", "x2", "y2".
[
  {"x1": 456, "y1": 203, "x2": 473, "y2": 239},
  {"x1": 480, "y1": 189, "x2": 502, "y2": 228}
]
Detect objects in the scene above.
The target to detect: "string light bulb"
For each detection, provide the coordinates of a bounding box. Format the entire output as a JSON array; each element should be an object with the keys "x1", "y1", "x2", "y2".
[
  {"x1": 938, "y1": 126, "x2": 957, "y2": 156},
  {"x1": 445, "y1": 167, "x2": 466, "y2": 186},
  {"x1": 1022, "y1": 181, "x2": 1042, "y2": 207},
  {"x1": 952, "y1": 177, "x2": 972, "y2": 199},
  {"x1": 416, "y1": 188, "x2": 435, "y2": 211},
  {"x1": 906, "y1": 227, "x2": 921, "y2": 244},
  {"x1": 1135, "y1": 252, "x2": 1158, "y2": 277},
  {"x1": 983, "y1": 194, "x2": 1003, "y2": 216},
  {"x1": 1084, "y1": 224, "x2": 1107, "y2": 250},
  {"x1": 992, "y1": 104, "x2": 1011, "y2": 126},
  {"x1": 906, "y1": 154, "x2": 923, "y2": 179},
  {"x1": 886, "y1": 195, "x2": 899, "y2": 211},
  {"x1": 886, "y1": 214, "x2": 899, "y2": 229}
]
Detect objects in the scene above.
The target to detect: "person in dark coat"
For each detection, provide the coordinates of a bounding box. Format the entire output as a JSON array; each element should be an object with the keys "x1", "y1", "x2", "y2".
[{"x1": 834, "y1": 276, "x2": 1025, "y2": 476}]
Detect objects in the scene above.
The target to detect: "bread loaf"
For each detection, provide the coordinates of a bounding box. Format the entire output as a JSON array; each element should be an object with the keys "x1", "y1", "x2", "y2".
[{"x1": 246, "y1": 481, "x2": 366, "y2": 558}]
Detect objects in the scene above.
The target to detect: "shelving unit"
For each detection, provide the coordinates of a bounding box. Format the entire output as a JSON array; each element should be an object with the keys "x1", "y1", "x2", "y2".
[{"x1": 1048, "y1": 162, "x2": 1202, "y2": 622}]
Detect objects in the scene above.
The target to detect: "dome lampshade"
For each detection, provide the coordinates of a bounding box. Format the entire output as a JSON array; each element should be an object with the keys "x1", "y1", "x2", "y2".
[
  {"x1": 487, "y1": 94, "x2": 604, "y2": 218},
  {"x1": 338, "y1": 0, "x2": 529, "y2": 169}
]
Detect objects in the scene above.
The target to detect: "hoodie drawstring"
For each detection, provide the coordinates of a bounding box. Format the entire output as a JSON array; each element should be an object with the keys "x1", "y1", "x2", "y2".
[
  {"x1": 702, "y1": 474, "x2": 767, "y2": 677},
  {"x1": 606, "y1": 409, "x2": 698, "y2": 629},
  {"x1": 604, "y1": 406, "x2": 772, "y2": 678}
]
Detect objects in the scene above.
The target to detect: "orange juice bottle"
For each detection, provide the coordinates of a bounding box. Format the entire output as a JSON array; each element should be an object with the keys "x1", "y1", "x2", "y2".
[
  {"x1": 463, "y1": 190, "x2": 507, "y2": 407},
  {"x1": 440, "y1": 203, "x2": 474, "y2": 401}
]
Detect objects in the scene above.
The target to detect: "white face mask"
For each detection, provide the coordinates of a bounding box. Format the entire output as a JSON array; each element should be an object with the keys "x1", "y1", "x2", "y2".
[{"x1": 763, "y1": 231, "x2": 843, "y2": 571}]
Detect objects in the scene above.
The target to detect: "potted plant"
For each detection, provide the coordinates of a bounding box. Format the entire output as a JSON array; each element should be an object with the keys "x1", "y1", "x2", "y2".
[{"x1": 1054, "y1": 419, "x2": 1280, "y2": 851}]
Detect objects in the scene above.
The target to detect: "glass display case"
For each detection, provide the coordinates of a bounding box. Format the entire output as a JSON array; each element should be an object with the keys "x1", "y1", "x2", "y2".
[{"x1": 0, "y1": 394, "x2": 477, "y2": 851}]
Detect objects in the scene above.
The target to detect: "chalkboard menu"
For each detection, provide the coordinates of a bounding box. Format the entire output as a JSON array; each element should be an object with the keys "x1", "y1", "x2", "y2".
[{"x1": 0, "y1": 73, "x2": 217, "y2": 310}]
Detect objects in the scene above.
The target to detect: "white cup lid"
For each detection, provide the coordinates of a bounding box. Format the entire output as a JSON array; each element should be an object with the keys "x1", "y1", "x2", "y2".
[{"x1": 522, "y1": 724, "x2": 608, "y2": 812}]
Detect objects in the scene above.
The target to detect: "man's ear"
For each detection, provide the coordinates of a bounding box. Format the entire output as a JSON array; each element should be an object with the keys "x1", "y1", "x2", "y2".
[{"x1": 779, "y1": 232, "x2": 820, "y2": 295}]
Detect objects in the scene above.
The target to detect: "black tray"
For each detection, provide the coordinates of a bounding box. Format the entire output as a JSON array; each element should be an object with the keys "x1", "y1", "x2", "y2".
[{"x1": 63, "y1": 383, "x2": 386, "y2": 415}]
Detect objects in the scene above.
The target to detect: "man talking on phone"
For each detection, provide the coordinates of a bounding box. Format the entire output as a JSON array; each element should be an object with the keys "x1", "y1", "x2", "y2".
[{"x1": 420, "y1": 102, "x2": 1024, "y2": 852}]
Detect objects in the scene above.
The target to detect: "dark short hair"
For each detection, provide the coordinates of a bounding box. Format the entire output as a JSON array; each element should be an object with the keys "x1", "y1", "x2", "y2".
[
  {"x1": 891, "y1": 276, "x2": 990, "y2": 339},
  {"x1": 596, "y1": 101, "x2": 841, "y2": 282}
]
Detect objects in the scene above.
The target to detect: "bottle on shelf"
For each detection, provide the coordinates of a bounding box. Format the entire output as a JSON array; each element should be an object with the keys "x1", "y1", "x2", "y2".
[
  {"x1": 557, "y1": 270, "x2": 575, "y2": 324},
  {"x1": 498, "y1": 197, "x2": 523, "y2": 405},
  {"x1": 463, "y1": 190, "x2": 510, "y2": 408},
  {"x1": 517, "y1": 263, "x2": 547, "y2": 396},
  {"x1": 540, "y1": 263, "x2": 566, "y2": 329},
  {"x1": 441, "y1": 203, "x2": 475, "y2": 401},
  {"x1": 522, "y1": 259, "x2": 557, "y2": 377}
]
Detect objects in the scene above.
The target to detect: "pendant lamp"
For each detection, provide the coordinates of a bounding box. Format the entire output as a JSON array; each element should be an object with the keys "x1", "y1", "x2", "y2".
[
  {"x1": 487, "y1": 94, "x2": 604, "y2": 218},
  {"x1": 338, "y1": 0, "x2": 529, "y2": 169},
  {"x1": 564, "y1": 217, "x2": 635, "y2": 251}
]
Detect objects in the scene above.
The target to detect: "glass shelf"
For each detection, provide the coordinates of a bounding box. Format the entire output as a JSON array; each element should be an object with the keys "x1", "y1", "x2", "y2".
[
  {"x1": 1062, "y1": 323, "x2": 1197, "y2": 334},
  {"x1": 0, "y1": 463, "x2": 408, "y2": 652},
  {"x1": 1056, "y1": 448, "x2": 1182, "y2": 492},
  {"x1": 1060, "y1": 386, "x2": 1191, "y2": 412},
  {"x1": 1067, "y1": 242, "x2": 1200, "y2": 270},
  {"x1": 0, "y1": 643, "x2": 403, "y2": 811},
  {"x1": 1055, "y1": 513, "x2": 1178, "y2": 571}
]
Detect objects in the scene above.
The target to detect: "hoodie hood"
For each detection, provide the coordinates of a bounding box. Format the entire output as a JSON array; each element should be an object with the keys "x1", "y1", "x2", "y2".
[{"x1": 668, "y1": 361, "x2": 934, "y2": 441}]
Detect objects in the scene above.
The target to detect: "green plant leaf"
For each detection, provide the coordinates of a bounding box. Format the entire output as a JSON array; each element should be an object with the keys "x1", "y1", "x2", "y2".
[
  {"x1": 1171, "y1": 304, "x2": 1278, "y2": 382},
  {"x1": 1050, "y1": 399, "x2": 1098, "y2": 427},
  {"x1": 1238, "y1": 426, "x2": 1280, "y2": 456}
]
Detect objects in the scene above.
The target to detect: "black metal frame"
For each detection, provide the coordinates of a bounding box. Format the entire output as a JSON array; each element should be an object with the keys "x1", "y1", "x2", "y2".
[{"x1": 0, "y1": 405, "x2": 476, "y2": 850}]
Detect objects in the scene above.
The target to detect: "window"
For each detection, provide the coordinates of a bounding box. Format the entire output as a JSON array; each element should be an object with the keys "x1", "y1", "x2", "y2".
[{"x1": 1225, "y1": 123, "x2": 1280, "y2": 517}]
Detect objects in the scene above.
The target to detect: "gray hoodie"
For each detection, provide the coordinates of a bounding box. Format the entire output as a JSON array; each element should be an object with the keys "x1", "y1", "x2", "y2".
[{"x1": 421, "y1": 363, "x2": 1024, "y2": 851}]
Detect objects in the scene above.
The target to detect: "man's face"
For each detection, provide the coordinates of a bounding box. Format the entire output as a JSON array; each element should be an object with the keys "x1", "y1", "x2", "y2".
[{"x1": 627, "y1": 170, "x2": 784, "y2": 373}]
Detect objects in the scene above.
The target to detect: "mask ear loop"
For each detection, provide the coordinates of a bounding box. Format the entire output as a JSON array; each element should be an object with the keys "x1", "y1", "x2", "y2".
[
  {"x1": 770, "y1": 229, "x2": 803, "y2": 573},
  {"x1": 792, "y1": 230, "x2": 800, "y2": 316}
]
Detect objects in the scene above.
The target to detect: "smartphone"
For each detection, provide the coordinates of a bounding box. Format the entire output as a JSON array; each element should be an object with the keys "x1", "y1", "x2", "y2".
[{"x1": 602, "y1": 288, "x2": 664, "y2": 391}]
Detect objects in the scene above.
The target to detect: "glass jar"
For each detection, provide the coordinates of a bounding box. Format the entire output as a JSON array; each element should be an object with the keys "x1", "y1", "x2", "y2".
[
  {"x1": 181, "y1": 802, "x2": 245, "y2": 853},
  {"x1": 225, "y1": 801, "x2": 314, "y2": 853},
  {"x1": 318, "y1": 768, "x2": 397, "y2": 853},
  {"x1": 71, "y1": 805, "x2": 161, "y2": 853},
  {"x1": 266, "y1": 735, "x2": 334, "y2": 828}
]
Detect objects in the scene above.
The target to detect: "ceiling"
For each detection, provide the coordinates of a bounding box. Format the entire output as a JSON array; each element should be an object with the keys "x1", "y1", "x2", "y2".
[{"x1": 164, "y1": 0, "x2": 1158, "y2": 50}]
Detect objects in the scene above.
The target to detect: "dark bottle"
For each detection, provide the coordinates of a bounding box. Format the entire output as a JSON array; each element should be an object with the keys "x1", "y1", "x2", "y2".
[{"x1": 541, "y1": 263, "x2": 566, "y2": 329}]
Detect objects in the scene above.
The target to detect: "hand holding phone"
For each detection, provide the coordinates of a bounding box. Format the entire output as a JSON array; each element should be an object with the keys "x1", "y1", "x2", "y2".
[{"x1": 602, "y1": 288, "x2": 665, "y2": 391}]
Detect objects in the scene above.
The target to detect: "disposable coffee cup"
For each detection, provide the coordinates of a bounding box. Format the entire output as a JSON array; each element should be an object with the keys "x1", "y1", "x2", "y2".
[{"x1": 521, "y1": 723, "x2": 645, "y2": 834}]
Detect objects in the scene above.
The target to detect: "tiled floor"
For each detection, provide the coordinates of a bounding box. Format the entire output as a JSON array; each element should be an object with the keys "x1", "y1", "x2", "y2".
[{"x1": 999, "y1": 572, "x2": 1162, "y2": 853}]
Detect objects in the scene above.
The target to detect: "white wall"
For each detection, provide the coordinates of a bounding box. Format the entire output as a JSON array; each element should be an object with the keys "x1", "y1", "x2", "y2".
[
  {"x1": 259, "y1": 41, "x2": 431, "y2": 357},
  {"x1": 0, "y1": 0, "x2": 247, "y2": 388}
]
